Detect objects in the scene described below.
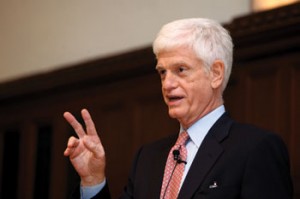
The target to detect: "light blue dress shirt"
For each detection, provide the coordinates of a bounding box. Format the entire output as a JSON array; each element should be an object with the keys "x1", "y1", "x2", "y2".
[
  {"x1": 81, "y1": 105, "x2": 225, "y2": 199},
  {"x1": 80, "y1": 180, "x2": 106, "y2": 199}
]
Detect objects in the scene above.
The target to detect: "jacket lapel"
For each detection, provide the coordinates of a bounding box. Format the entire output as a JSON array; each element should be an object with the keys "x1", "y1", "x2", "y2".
[{"x1": 178, "y1": 113, "x2": 233, "y2": 199}]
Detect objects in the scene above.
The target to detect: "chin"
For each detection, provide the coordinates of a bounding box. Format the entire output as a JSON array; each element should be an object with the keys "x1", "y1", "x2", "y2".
[{"x1": 168, "y1": 110, "x2": 184, "y2": 120}]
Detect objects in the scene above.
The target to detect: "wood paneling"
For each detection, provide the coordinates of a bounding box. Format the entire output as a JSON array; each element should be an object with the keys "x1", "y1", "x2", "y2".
[{"x1": 291, "y1": 65, "x2": 300, "y2": 198}]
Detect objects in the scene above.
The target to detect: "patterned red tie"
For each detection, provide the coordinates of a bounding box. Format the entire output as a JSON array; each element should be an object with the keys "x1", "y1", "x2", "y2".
[{"x1": 160, "y1": 131, "x2": 189, "y2": 199}]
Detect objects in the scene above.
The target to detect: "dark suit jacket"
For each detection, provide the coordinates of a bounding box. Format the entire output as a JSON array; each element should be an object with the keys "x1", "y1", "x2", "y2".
[{"x1": 76, "y1": 113, "x2": 293, "y2": 199}]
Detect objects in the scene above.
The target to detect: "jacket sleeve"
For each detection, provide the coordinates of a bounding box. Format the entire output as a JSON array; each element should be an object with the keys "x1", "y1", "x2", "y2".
[{"x1": 91, "y1": 183, "x2": 111, "y2": 199}]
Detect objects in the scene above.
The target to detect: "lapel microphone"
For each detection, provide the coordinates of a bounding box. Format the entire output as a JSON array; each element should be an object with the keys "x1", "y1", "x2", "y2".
[
  {"x1": 173, "y1": 149, "x2": 187, "y2": 164},
  {"x1": 162, "y1": 149, "x2": 187, "y2": 199}
]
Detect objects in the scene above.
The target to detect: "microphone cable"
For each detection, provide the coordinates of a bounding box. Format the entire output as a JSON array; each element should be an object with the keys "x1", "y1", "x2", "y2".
[{"x1": 161, "y1": 147, "x2": 187, "y2": 199}]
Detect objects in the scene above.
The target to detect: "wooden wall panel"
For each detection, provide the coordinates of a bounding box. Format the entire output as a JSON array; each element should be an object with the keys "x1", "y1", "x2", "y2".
[
  {"x1": 49, "y1": 118, "x2": 70, "y2": 199},
  {"x1": 18, "y1": 122, "x2": 37, "y2": 199},
  {"x1": 223, "y1": 70, "x2": 247, "y2": 123},
  {"x1": 245, "y1": 66, "x2": 279, "y2": 131},
  {"x1": 291, "y1": 65, "x2": 300, "y2": 198},
  {"x1": 100, "y1": 103, "x2": 134, "y2": 198}
]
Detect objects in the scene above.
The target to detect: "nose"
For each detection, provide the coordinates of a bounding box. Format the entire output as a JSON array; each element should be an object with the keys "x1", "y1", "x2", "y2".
[{"x1": 162, "y1": 72, "x2": 177, "y2": 91}]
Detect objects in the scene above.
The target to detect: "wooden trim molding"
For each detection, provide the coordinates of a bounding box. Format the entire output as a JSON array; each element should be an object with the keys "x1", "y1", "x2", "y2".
[{"x1": 226, "y1": 2, "x2": 300, "y2": 61}]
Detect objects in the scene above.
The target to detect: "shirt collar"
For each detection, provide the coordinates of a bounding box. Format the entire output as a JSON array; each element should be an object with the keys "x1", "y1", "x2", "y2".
[{"x1": 180, "y1": 105, "x2": 225, "y2": 148}]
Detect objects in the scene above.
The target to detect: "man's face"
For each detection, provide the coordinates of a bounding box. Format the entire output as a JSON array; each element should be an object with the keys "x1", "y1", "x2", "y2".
[{"x1": 156, "y1": 46, "x2": 219, "y2": 128}]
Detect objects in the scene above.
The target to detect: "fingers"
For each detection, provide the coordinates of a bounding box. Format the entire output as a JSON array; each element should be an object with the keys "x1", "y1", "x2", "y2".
[
  {"x1": 63, "y1": 109, "x2": 103, "y2": 158},
  {"x1": 81, "y1": 109, "x2": 104, "y2": 158},
  {"x1": 81, "y1": 109, "x2": 98, "y2": 136},
  {"x1": 64, "y1": 136, "x2": 80, "y2": 156},
  {"x1": 63, "y1": 111, "x2": 86, "y2": 138}
]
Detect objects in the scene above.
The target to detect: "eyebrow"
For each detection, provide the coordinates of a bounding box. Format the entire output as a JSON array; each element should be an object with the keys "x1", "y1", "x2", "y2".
[{"x1": 155, "y1": 60, "x2": 190, "y2": 71}]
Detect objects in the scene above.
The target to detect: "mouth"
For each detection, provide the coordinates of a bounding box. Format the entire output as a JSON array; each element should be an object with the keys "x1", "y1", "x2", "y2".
[{"x1": 167, "y1": 95, "x2": 184, "y2": 104}]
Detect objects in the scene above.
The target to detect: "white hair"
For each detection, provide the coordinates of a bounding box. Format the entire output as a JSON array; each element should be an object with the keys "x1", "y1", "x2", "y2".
[{"x1": 153, "y1": 18, "x2": 233, "y2": 91}]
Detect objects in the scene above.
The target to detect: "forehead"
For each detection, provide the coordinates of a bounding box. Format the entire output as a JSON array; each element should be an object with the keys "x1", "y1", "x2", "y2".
[{"x1": 156, "y1": 46, "x2": 201, "y2": 68}]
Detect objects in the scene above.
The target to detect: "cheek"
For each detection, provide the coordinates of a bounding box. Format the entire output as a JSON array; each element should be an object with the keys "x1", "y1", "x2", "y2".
[{"x1": 189, "y1": 82, "x2": 211, "y2": 103}]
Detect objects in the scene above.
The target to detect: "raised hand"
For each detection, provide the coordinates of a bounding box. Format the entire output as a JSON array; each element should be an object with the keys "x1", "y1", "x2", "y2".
[{"x1": 63, "y1": 109, "x2": 106, "y2": 186}]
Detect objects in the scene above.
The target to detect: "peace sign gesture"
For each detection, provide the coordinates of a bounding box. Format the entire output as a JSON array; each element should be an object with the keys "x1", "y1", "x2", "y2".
[{"x1": 63, "y1": 109, "x2": 106, "y2": 186}]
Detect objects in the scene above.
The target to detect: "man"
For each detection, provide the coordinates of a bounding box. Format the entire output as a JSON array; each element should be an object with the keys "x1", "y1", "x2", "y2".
[{"x1": 64, "y1": 18, "x2": 293, "y2": 199}]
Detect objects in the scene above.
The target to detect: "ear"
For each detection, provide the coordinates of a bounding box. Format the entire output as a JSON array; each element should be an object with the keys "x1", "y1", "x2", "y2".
[{"x1": 210, "y1": 60, "x2": 224, "y2": 89}]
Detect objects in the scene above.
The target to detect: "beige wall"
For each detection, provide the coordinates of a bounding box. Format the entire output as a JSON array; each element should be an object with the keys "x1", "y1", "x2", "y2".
[{"x1": 0, "y1": 0, "x2": 250, "y2": 83}]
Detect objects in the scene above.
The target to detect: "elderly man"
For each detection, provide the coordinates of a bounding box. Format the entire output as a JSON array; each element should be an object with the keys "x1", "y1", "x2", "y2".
[{"x1": 64, "y1": 18, "x2": 293, "y2": 199}]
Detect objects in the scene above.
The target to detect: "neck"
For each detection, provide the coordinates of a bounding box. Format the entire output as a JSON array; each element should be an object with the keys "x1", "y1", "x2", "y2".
[{"x1": 180, "y1": 101, "x2": 223, "y2": 129}]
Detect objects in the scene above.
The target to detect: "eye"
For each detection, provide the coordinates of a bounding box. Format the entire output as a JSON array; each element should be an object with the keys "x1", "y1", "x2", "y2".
[
  {"x1": 178, "y1": 66, "x2": 186, "y2": 73},
  {"x1": 156, "y1": 68, "x2": 166, "y2": 78}
]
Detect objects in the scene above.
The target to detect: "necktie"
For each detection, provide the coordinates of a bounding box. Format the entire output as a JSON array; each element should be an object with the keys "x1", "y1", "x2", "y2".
[{"x1": 160, "y1": 131, "x2": 189, "y2": 199}]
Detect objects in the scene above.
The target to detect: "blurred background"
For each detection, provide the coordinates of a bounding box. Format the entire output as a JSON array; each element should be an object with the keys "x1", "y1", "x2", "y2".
[{"x1": 0, "y1": 0, "x2": 299, "y2": 198}]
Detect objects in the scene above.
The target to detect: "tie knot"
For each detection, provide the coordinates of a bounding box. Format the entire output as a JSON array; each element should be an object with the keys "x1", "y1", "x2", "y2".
[{"x1": 175, "y1": 131, "x2": 189, "y2": 147}]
